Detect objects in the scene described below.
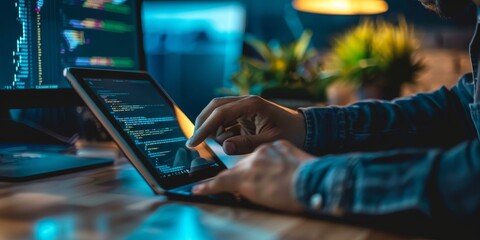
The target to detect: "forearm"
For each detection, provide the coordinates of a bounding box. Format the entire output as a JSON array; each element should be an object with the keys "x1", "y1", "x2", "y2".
[
  {"x1": 301, "y1": 86, "x2": 475, "y2": 155},
  {"x1": 294, "y1": 140, "x2": 480, "y2": 234}
]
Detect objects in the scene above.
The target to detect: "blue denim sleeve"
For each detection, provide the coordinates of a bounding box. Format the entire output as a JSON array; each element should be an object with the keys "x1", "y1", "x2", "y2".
[
  {"x1": 294, "y1": 140, "x2": 480, "y2": 229},
  {"x1": 300, "y1": 75, "x2": 477, "y2": 155}
]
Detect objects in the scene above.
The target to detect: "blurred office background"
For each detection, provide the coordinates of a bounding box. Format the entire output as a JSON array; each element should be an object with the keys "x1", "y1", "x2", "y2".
[{"x1": 142, "y1": 0, "x2": 476, "y2": 119}]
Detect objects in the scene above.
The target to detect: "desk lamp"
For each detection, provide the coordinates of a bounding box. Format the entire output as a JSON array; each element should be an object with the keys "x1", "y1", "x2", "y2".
[
  {"x1": 285, "y1": 0, "x2": 388, "y2": 38},
  {"x1": 292, "y1": 0, "x2": 389, "y2": 15}
]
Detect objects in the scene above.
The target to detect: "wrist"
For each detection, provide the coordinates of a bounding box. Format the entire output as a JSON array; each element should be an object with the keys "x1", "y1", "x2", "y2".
[{"x1": 290, "y1": 161, "x2": 309, "y2": 212}]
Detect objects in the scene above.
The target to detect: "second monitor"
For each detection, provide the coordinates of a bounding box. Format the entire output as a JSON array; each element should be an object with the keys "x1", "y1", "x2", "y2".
[{"x1": 0, "y1": 0, "x2": 146, "y2": 180}]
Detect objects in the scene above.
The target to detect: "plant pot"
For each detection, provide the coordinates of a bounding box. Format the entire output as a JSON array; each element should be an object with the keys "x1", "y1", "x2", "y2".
[{"x1": 326, "y1": 82, "x2": 357, "y2": 106}]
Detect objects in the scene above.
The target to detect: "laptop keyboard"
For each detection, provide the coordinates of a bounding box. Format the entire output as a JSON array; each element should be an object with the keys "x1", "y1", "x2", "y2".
[{"x1": 166, "y1": 180, "x2": 249, "y2": 206}]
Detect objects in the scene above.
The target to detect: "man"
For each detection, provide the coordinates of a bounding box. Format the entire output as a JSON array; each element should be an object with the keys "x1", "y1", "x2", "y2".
[{"x1": 187, "y1": 0, "x2": 480, "y2": 237}]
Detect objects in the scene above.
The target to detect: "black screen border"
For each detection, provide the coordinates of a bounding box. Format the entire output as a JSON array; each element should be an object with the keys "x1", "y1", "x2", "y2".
[
  {"x1": 0, "y1": 0, "x2": 147, "y2": 110},
  {"x1": 67, "y1": 67, "x2": 226, "y2": 190}
]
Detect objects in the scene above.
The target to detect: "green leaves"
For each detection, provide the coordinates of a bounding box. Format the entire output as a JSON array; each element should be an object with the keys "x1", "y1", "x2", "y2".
[
  {"x1": 330, "y1": 17, "x2": 424, "y2": 89},
  {"x1": 232, "y1": 30, "x2": 324, "y2": 97},
  {"x1": 293, "y1": 30, "x2": 313, "y2": 62}
]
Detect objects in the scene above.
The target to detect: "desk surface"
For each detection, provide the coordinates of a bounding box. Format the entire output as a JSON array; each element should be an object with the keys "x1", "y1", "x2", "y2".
[{"x1": 0, "y1": 160, "x2": 418, "y2": 240}]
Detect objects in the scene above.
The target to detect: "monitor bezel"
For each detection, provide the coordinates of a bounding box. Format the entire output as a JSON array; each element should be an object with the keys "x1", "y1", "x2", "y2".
[{"x1": 0, "y1": 0, "x2": 147, "y2": 110}]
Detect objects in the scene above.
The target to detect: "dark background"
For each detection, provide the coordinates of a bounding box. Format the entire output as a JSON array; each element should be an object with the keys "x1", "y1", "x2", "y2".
[{"x1": 142, "y1": 0, "x2": 477, "y2": 120}]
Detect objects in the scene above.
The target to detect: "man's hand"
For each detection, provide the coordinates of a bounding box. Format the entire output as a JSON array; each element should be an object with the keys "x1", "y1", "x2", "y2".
[
  {"x1": 192, "y1": 140, "x2": 314, "y2": 212},
  {"x1": 186, "y1": 96, "x2": 306, "y2": 155}
]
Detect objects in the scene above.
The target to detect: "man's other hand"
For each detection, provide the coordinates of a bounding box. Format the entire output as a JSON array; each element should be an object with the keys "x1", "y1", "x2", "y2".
[
  {"x1": 186, "y1": 96, "x2": 306, "y2": 155},
  {"x1": 192, "y1": 140, "x2": 314, "y2": 212}
]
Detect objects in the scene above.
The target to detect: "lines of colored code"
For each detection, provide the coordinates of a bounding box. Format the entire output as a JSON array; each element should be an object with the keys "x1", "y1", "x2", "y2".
[
  {"x1": 75, "y1": 57, "x2": 134, "y2": 68},
  {"x1": 83, "y1": 0, "x2": 130, "y2": 14},
  {"x1": 63, "y1": 30, "x2": 86, "y2": 51},
  {"x1": 69, "y1": 18, "x2": 133, "y2": 33},
  {"x1": 1, "y1": 0, "x2": 140, "y2": 90}
]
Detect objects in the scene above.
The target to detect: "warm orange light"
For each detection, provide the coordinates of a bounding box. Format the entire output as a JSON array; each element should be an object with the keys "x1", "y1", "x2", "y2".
[
  {"x1": 293, "y1": 0, "x2": 388, "y2": 15},
  {"x1": 174, "y1": 105, "x2": 194, "y2": 138},
  {"x1": 174, "y1": 105, "x2": 211, "y2": 158}
]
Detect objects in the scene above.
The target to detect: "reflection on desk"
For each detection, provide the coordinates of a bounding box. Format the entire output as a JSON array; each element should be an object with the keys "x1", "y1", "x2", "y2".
[{"x1": 0, "y1": 160, "x2": 413, "y2": 240}]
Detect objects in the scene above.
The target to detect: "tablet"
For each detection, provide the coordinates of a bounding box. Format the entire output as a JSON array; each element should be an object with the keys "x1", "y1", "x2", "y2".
[{"x1": 64, "y1": 67, "x2": 227, "y2": 193}]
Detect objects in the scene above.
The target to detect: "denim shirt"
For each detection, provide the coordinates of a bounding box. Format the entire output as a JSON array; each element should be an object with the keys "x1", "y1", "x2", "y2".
[
  {"x1": 470, "y1": 11, "x2": 480, "y2": 138},
  {"x1": 295, "y1": 9, "x2": 480, "y2": 235}
]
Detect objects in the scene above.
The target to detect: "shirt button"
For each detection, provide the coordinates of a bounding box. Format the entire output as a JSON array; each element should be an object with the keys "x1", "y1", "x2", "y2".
[{"x1": 309, "y1": 193, "x2": 323, "y2": 210}]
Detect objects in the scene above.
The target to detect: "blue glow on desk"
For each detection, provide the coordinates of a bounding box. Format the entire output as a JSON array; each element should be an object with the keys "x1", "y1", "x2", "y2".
[
  {"x1": 35, "y1": 218, "x2": 58, "y2": 240},
  {"x1": 176, "y1": 206, "x2": 213, "y2": 240},
  {"x1": 126, "y1": 204, "x2": 275, "y2": 240}
]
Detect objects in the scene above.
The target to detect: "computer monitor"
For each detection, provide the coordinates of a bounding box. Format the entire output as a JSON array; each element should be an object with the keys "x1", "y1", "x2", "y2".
[
  {"x1": 0, "y1": 0, "x2": 146, "y2": 111},
  {"x1": 0, "y1": 0, "x2": 145, "y2": 181}
]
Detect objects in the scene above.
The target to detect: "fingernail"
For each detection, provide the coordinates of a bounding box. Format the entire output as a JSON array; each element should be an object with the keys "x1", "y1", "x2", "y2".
[
  {"x1": 224, "y1": 142, "x2": 236, "y2": 155},
  {"x1": 192, "y1": 184, "x2": 204, "y2": 194}
]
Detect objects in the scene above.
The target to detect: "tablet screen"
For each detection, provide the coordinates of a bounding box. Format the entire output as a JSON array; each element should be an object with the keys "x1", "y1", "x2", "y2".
[{"x1": 83, "y1": 77, "x2": 224, "y2": 185}]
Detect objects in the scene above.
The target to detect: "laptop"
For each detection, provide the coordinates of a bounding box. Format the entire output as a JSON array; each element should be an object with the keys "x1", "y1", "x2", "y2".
[
  {"x1": 64, "y1": 67, "x2": 252, "y2": 206},
  {"x1": 0, "y1": 143, "x2": 114, "y2": 181}
]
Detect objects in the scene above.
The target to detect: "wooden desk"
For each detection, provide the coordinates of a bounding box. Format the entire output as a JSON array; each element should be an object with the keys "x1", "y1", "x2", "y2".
[{"x1": 0, "y1": 160, "x2": 416, "y2": 240}]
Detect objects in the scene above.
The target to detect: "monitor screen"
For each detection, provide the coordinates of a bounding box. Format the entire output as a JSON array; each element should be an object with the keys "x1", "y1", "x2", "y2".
[{"x1": 0, "y1": 0, "x2": 143, "y2": 90}]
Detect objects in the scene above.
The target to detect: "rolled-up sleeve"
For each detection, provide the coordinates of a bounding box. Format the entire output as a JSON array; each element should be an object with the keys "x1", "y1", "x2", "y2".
[
  {"x1": 301, "y1": 107, "x2": 348, "y2": 155},
  {"x1": 300, "y1": 76, "x2": 477, "y2": 155},
  {"x1": 294, "y1": 140, "x2": 480, "y2": 234}
]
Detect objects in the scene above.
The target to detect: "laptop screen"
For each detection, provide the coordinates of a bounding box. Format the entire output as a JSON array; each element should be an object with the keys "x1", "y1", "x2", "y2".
[{"x1": 84, "y1": 77, "x2": 222, "y2": 180}]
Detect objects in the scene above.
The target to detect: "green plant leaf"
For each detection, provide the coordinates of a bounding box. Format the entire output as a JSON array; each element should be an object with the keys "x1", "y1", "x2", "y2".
[
  {"x1": 244, "y1": 34, "x2": 273, "y2": 62},
  {"x1": 294, "y1": 30, "x2": 313, "y2": 61}
]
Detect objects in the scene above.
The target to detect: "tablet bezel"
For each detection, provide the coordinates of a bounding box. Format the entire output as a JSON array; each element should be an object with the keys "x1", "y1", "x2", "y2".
[{"x1": 64, "y1": 67, "x2": 227, "y2": 191}]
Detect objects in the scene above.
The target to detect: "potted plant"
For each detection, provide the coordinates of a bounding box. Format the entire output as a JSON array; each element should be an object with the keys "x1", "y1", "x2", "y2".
[
  {"x1": 225, "y1": 30, "x2": 331, "y2": 106},
  {"x1": 329, "y1": 17, "x2": 424, "y2": 101}
]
